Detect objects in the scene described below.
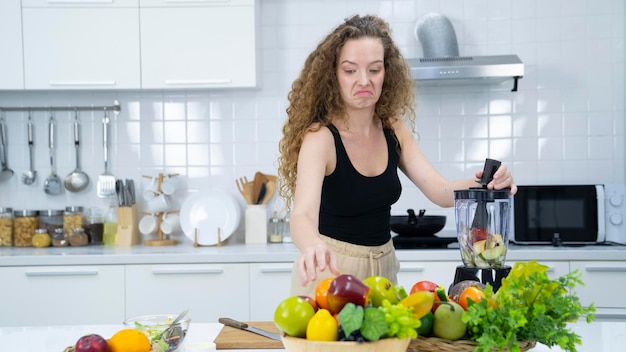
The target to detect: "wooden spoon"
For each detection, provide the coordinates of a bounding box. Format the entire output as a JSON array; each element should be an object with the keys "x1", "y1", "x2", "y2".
[{"x1": 252, "y1": 172, "x2": 268, "y2": 204}]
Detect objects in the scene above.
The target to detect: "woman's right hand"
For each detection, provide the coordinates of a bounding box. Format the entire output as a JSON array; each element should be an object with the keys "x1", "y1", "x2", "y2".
[{"x1": 297, "y1": 241, "x2": 341, "y2": 286}]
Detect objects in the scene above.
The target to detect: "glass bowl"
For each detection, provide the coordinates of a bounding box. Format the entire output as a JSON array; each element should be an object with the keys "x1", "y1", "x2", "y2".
[{"x1": 123, "y1": 314, "x2": 191, "y2": 352}]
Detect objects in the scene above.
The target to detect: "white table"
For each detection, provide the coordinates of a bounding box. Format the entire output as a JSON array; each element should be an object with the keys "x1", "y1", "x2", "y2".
[{"x1": 0, "y1": 321, "x2": 624, "y2": 352}]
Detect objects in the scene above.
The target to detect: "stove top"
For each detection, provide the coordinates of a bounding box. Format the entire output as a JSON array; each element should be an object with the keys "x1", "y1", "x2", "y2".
[{"x1": 392, "y1": 236, "x2": 458, "y2": 249}]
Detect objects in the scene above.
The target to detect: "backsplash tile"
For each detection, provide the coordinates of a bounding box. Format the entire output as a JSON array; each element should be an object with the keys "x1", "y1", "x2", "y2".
[{"x1": 0, "y1": 0, "x2": 624, "y2": 236}]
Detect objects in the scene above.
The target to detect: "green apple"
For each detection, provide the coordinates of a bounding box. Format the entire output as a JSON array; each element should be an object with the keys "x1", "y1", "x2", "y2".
[
  {"x1": 432, "y1": 301, "x2": 467, "y2": 340},
  {"x1": 363, "y1": 275, "x2": 399, "y2": 307}
]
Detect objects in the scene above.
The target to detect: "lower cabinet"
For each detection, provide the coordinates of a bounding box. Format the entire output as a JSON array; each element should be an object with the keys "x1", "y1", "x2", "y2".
[
  {"x1": 125, "y1": 264, "x2": 250, "y2": 323},
  {"x1": 249, "y1": 263, "x2": 294, "y2": 321},
  {"x1": 0, "y1": 265, "x2": 125, "y2": 327},
  {"x1": 397, "y1": 261, "x2": 460, "y2": 291},
  {"x1": 570, "y1": 261, "x2": 626, "y2": 319}
]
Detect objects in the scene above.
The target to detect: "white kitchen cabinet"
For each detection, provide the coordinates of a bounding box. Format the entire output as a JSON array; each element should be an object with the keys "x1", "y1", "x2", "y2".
[
  {"x1": 0, "y1": 0, "x2": 24, "y2": 89},
  {"x1": 397, "y1": 261, "x2": 460, "y2": 291},
  {"x1": 570, "y1": 261, "x2": 626, "y2": 319},
  {"x1": 0, "y1": 265, "x2": 125, "y2": 327},
  {"x1": 125, "y1": 264, "x2": 250, "y2": 323},
  {"x1": 139, "y1": 0, "x2": 258, "y2": 89},
  {"x1": 249, "y1": 262, "x2": 293, "y2": 321},
  {"x1": 21, "y1": 0, "x2": 140, "y2": 89}
]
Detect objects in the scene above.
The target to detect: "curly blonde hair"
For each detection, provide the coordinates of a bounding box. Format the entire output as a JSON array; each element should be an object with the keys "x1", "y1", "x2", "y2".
[{"x1": 277, "y1": 14, "x2": 416, "y2": 209}]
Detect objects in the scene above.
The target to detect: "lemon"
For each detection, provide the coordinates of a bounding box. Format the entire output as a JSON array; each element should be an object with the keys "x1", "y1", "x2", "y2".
[
  {"x1": 108, "y1": 329, "x2": 151, "y2": 352},
  {"x1": 306, "y1": 308, "x2": 339, "y2": 341},
  {"x1": 32, "y1": 233, "x2": 51, "y2": 248}
]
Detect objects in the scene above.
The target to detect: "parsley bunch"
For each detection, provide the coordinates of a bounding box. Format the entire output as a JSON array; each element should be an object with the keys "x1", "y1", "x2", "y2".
[{"x1": 463, "y1": 261, "x2": 595, "y2": 352}]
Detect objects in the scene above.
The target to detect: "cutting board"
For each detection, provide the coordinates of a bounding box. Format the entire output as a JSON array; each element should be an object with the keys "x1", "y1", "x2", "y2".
[{"x1": 214, "y1": 321, "x2": 284, "y2": 349}]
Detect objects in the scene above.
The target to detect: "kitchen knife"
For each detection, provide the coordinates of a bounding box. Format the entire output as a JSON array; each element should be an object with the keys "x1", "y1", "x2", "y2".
[{"x1": 218, "y1": 317, "x2": 281, "y2": 341}]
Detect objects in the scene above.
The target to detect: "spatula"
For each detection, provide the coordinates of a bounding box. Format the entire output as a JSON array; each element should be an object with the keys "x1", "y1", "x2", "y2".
[{"x1": 97, "y1": 109, "x2": 116, "y2": 198}]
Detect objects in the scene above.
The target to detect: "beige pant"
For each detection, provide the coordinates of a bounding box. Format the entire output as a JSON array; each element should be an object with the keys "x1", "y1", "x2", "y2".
[{"x1": 289, "y1": 234, "x2": 400, "y2": 298}]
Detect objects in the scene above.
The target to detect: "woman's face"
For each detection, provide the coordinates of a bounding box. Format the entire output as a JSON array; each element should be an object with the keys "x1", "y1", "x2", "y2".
[{"x1": 336, "y1": 37, "x2": 385, "y2": 112}]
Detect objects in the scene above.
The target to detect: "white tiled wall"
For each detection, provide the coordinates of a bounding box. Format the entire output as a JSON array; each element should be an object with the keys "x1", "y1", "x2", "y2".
[{"x1": 0, "y1": 0, "x2": 624, "y2": 239}]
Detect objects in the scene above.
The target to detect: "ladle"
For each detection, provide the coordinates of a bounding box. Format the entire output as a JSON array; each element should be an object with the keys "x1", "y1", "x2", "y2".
[
  {"x1": 64, "y1": 111, "x2": 89, "y2": 192},
  {"x1": 43, "y1": 114, "x2": 62, "y2": 195},
  {"x1": 0, "y1": 114, "x2": 14, "y2": 182},
  {"x1": 21, "y1": 113, "x2": 37, "y2": 185}
]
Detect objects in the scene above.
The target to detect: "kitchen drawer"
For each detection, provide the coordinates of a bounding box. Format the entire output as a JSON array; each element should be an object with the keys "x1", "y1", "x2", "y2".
[
  {"x1": 0, "y1": 265, "x2": 125, "y2": 327},
  {"x1": 249, "y1": 263, "x2": 293, "y2": 321},
  {"x1": 22, "y1": 0, "x2": 138, "y2": 7},
  {"x1": 570, "y1": 261, "x2": 626, "y2": 312},
  {"x1": 141, "y1": 0, "x2": 253, "y2": 7},
  {"x1": 125, "y1": 264, "x2": 250, "y2": 322},
  {"x1": 397, "y1": 261, "x2": 460, "y2": 291}
]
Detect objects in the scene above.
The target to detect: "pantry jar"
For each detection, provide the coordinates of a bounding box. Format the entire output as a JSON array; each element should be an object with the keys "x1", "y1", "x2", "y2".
[
  {"x1": 39, "y1": 209, "x2": 64, "y2": 238},
  {"x1": 0, "y1": 207, "x2": 13, "y2": 246},
  {"x1": 63, "y1": 206, "x2": 84, "y2": 237},
  {"x1": 84, "y1": 207, "x2": 104, "y2": 244},
  {"x1": 268, "y1": 212, "x2": 283, "y2": 243},
  {"x1": 32, "y1": 228, "x2": 51, "y2": 248},
  {"x1": 13, "y1": 210, "x2": 39, "y2": 247},
  {"x1": 51, "y1": 227, "x2": 68, "y2": 247},
  {"x1": 69, "y1": 228, "x2": 89, "y2": 247}
]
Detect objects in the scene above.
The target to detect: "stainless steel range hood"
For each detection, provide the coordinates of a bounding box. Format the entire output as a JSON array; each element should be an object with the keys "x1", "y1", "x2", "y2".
[{"x1": 407, "y1": 54, "x2": 524, "y2": 91}]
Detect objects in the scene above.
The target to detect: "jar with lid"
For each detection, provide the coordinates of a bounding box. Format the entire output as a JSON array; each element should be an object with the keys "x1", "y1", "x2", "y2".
[
  {"x1": 84, "y1": 207, "x2": 104, "y2": 244},
  {"x1": 0, "y1": 207, "x2": 13, "y2": 246},
  {"x1": 13, "y1": 210, "x2": 39, "y2": 247},
  {"x1": 268, "y1": 212, "x2": 283, "y2": 243},
  {"x1": 282, "y1": 212, "x2": 292, "y2": 243},
  {"x1": 69, "y1": 228, "x2": 89, "y2": 246},
  {"x1": 39, "y1": 209, "x2": 64, "y2": 238},
  {"x1": 63, "y1": 206, "x2": 84, "y2": 237},
  {"x1": 32, "y1": 228, "x2": 51, "y2": 248},
  {"x1": 51, "y1": 227, "x2": 68, "y2": 247}
]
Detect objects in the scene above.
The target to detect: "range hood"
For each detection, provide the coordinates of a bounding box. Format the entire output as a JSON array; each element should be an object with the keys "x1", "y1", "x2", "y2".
[
  {"x1": 409, "y1": 13, "x2": 524, "y2": 91},
  {"x1": 407, "y1": 54, "x2": 524, "y2": 91}
]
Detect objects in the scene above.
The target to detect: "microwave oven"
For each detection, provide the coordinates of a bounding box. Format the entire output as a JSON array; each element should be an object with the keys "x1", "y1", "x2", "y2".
[{"x1": 511, "y1": 184, "x2": 626, "y2": 245}]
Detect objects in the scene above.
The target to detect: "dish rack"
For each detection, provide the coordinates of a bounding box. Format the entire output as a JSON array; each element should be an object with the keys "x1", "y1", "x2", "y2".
[{"x1": 142, "y1": 172, "x2": 179, "y2": 246}]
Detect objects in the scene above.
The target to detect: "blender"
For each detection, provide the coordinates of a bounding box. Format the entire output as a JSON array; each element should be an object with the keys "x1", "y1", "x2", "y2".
[{"x1": 452, "y1": 159, "x2": 512, "y2": 291}]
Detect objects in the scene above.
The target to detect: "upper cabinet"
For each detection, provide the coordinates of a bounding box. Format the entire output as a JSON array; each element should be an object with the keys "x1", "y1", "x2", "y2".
[
  {"x1": 0, "y1": 0, "x2": 24, "y2": 89},
  {"x1": 21, "y1": 0, "x2": 141, "y2": 90},
  {"x1": 139, "y1": 0, "x2": 259, "y2": 89}
]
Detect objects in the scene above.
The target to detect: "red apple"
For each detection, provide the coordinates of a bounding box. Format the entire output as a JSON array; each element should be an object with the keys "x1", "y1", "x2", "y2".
[
  {"x1": 326, "y1": 274, "x2": 371, "y2": 314},
  {"x1": 298, "y1": 295, "x2": 318, "y2": 312},
  {"x1": 75, "y1": 334, "x2": 110, "y2": 352}
]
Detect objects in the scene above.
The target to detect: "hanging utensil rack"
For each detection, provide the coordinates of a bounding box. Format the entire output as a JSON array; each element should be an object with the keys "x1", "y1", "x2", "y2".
[{"x1": 0, "y1": 100, "x2": 121, "y2": 114}]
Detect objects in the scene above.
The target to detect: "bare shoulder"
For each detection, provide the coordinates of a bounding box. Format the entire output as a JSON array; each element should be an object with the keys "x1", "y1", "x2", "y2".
[
  {"x1": 389, "y1": 118, "x2": 413, "y2": 142},
  {"x1": 302, "y1": 123, "x2": 334, "y2": 147}
]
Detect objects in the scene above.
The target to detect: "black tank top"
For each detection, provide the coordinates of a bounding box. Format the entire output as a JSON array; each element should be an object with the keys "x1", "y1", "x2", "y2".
[{"x1": 319, "y1": 124, "x2": 402, "y2": 246}]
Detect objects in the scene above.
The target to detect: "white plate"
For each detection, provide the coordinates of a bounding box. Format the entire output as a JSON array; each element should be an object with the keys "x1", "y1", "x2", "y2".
[{"x1": 180, "y1": 189, "x2": 241, "y2": 245}]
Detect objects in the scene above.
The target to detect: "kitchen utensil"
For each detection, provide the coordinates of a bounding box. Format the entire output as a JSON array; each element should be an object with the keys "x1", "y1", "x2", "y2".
[
  {"x1": 64, "y1": 111, "x2": 89, "y2": 192},
  {"x1": 123, "y1": 313, "x2": 190, "y2": 352},
  {"x1": 180, "y1": 189, "x2": 241, "y2": 245},
  {"x1": 261, "y1": 179, "x2": 276, "y2": 204},
  {"x1": 43, "y1": 114, "x2": 62, "y2": 195},
  {"x1": 97, "y1": 109, "x2": 116, "y2": 198},
  {"x1": 161, "y1": 308, "x2": 189, "y2": 335},
  {"x1": 470, "y1": 158, "x2": 501, "y2": 236},
  {"x1": 390, "y1": 209, "x2": 446, "y2": 237},
  {"x1": 253, "y1": 172, "x2": 268, "y2": 204},
  {"x1": 218, "y1": 317, "x2": 281, "y2": 341},
  {"x1": 236, "y1": 176, "x2": 254, "y2": 204},
  {"x1": 21, "y1": 114, "x2": 37, "y2": 185},
  {"x1": 0, "y1": 115, "x2": 14, "y2": 182},
  {"x1": 214, "y1": 321, "x2": 284, "y2": 349}
]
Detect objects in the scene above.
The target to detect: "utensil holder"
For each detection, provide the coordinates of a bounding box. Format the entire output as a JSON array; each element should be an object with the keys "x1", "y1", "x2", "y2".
[
  {"x1": 245, "y1": 204, "x2": 267, "y2": 244},
  {"x1": 117, "y1": 204, "x2": 140, "y2": 246}
]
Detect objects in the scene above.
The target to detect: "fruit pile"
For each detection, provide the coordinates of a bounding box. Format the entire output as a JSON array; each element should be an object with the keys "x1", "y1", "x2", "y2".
[
  {"x1": 65, "y1": 326, "x2": 177, "y2": 352},
  {"x1": 273, "y1": 274, "x2": 483, "y2": 343},
  {"x1": 274, "y1": 261, "x2": 596, "y2": 352}
]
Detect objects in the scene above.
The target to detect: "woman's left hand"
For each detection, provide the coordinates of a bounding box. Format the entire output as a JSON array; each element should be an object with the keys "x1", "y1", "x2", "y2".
[{"x1": 480, "y1": 163, "x2": 517, "y2": 195}]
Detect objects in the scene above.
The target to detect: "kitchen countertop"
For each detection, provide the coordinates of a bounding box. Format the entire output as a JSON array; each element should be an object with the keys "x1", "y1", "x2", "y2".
[
  {"x1": 0, "y1": 236, "x2": 625, "y2": 266},
  {"x1": 1, "y1": 321, "x2": 624, "y2": 352}
]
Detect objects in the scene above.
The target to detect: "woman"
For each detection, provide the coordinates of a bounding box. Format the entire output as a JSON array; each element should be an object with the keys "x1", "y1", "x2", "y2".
[{"x1": 277, "y1": 15, "x2": 516, "y2": 297}]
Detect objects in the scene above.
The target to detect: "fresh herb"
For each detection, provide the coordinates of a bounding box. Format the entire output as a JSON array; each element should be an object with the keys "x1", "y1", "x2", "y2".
[{"x1": 463, "y1": 260, "x2": 595, "y2": 352}]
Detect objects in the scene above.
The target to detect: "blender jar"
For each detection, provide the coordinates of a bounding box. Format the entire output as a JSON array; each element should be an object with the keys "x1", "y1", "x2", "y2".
[{"x1": 454, "y1": 188, "x2": 512, "y2": 268}]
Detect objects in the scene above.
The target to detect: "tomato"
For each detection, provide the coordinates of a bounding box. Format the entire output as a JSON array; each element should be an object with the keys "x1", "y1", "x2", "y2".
[
  {"x1": 274, "y1": 296, "x2": 316, "y2": 337},
  {"x1": 306, "y1": 308, "x2": 339, "y2": 341},
  {"x1": 315, "y1": 277, "x2": 335, "y2": 311},
  {"x1": 410, "y1": 280, "x2": 439, "y2": 295},
  {"x1": 431, "y1": 287, "x2": 449, "y2": 313},
  {"x1": 458, "y1": 286, "x2": 485, "y2": 310}
]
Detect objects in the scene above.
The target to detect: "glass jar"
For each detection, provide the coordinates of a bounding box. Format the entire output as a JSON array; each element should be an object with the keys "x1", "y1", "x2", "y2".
[
  {"x1": 103, "y1": 200, "x2": 117, "y2": 246},
  {"x1": 0, "y1": 207, "x2": 13, "y2": 246},
  {"x1": 32, "y1": 228, "x2": 51, "y2": 248},
  {"x1": 84, "y1": 207, "x2": 104, "y2": 244},
  {"x1": 268, "y1": 212, "x2": 283, "y2": 243},
  {"x1": 39, "y1": 209, "x2": 64, "y2": 238},
  {"x1": 51, "y1": 227, "x2": 68, "y2": 247},
  {"x1": 63, "y1": 206, "x2": 84, "y2": 237},
  {"x1": 13, "y1": 210, "x2": 39, "y2": 247},
  {"x1": 69, "y1": 228, "x2": 89, "y2": 246}
]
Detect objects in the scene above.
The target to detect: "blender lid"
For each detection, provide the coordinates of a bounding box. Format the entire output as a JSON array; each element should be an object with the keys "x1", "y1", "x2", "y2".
[{"x1": 454, "y1": 188, "x2": 511, "y2": 201}]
